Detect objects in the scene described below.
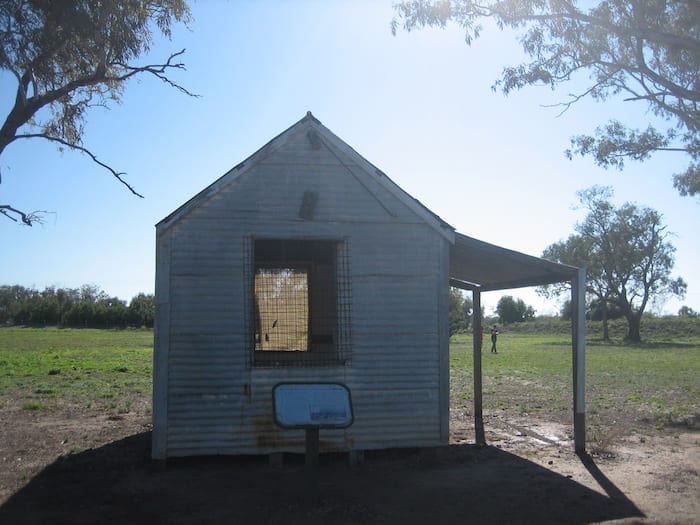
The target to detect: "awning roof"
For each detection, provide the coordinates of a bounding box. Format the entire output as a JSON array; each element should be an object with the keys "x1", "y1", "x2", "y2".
[{"x1": 449, "y1": 232, "x2": 580, "y2": 292}]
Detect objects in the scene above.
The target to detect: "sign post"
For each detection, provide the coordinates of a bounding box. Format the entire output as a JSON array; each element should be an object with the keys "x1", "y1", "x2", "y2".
[{"x1": 273, "y1": 383, "x2": 354, "y2": 502}]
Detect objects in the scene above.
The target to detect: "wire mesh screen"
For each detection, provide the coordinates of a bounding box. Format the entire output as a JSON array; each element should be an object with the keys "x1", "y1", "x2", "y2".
[
  {"x1": 254, "y1": 268, "x2": 309, "y2": 351},
  {"x1": 250, "y1": 238, "x2": 352, "y2": 367},
  {"x1": 335, "y1": 239, "x2": 352, "y2": 363}
]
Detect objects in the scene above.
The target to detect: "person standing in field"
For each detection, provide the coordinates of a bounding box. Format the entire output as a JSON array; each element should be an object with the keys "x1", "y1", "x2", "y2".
[{"x1": 490, "y1": 325, "x2": 499, "y2": 353}]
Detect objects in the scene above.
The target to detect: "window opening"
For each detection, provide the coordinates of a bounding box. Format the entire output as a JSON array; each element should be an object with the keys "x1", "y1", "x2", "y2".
[{"x1": 251, "y1": 239, "x2": 350, "y2": 366}]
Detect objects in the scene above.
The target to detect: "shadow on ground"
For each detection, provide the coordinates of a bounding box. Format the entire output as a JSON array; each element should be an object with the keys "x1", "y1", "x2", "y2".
[{"x1": 0, "y1": 433, "x2": 643, "y2": 524}]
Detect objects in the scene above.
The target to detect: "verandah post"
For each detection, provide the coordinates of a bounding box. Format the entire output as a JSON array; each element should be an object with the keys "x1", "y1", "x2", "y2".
[
  {"x1": 572, "y1": 268, "x2": 587, "y2": 453},
  {"x1": 473, "y1": 288, "x2": 485, "y2": 446}
]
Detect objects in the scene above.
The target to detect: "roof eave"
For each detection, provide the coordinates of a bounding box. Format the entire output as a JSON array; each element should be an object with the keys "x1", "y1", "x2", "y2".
[{"x1": 450, "y1": 232, "x2": 580, "y2": 291}]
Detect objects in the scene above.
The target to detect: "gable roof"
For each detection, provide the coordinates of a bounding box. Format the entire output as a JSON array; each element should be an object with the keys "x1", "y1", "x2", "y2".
[{"x1": 157, "y1": 112, "x2": 455, "y2": 242}]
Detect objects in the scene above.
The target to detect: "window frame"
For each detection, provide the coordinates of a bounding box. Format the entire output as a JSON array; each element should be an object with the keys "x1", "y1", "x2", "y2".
[{"x1": 249, "y1": 238, "x2": 349, "y2": 368}]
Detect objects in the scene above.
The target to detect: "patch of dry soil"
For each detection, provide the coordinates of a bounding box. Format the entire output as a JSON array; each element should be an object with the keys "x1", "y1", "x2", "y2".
[{"x1": 0, "y1": 399, "x2": 698, "y2": 524}]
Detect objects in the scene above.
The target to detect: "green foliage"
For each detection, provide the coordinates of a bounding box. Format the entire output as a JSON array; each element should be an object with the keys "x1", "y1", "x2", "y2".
[
  {"x1": 541, "y1": 187, "x2": 685, "y2": 342},
  {"x1": 127, "y1": 293, "x2": 155, "y2": 327},
  {"x1": 679, "y1": 306, "x2": 699, "y2": 318},
  {"x1": 449, "y1": 288, "x2": 473, "y2": 335},
  {"x1": 587, "y1": 299, "x2": 624, "y2": 322},
  {"x1": 495, "y1": 295, "x2": 535, "y2": 324},
  {"x1": 559, "y1": 299, "x2": 624, "y2": 322},
  {"x1": 0, "y1": 284, "x2": 154, "y2": 328},
  {"x1": 392, "y1": 0, "x2": 700, "y2": 196},
  {"x1": 0, "y1": 0, "x2": 192, "y2": 225}
]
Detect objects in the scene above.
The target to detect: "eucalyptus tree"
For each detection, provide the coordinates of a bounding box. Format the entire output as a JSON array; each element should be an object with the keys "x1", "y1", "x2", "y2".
[
  {"x1": 495, "y1": 295, "x2": 535, "y2": 324},
  {"x1": 541, "y1": 187, "x2": 686, "y2": 342},
  {"x1": 678, "y1": 306, "x2": 698, "y2": 318},
  {"x1": 392, "y1": 0, "x2": 700, "y2": 197},
  {"x1": 0, "y1": 0, "x2": 193, "y2": 225}
]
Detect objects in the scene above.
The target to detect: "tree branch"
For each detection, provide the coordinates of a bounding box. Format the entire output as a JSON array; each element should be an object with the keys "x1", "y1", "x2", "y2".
[
  {"x1": 14, "y1": 133, "x2": 144, "y2": 198},
  {"x1": 0, "y1": 205, "x2": 46, "y2": 226},
  {"x1": 112, "y1": 49, "x2": 199, "y2": 98},
  {"x1": 1, "y1": 50, "x2": 197, "y2": 156},
  {"x1": 543, "y1": 71, "x2": 621, "y2": 116},
  {"x1": 505, "y1": 1, "x2": 700, "y2": 54}
]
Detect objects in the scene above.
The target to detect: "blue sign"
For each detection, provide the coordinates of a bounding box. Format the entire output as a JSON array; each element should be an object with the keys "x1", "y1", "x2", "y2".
[{"x1": 273, "y1": 383, "x2": 354, "y2": 429}]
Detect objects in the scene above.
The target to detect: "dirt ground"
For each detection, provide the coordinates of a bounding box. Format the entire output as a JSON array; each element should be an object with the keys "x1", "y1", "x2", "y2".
[{"x1": 0, "y1": 396, "x2": 698, "y2": 525}]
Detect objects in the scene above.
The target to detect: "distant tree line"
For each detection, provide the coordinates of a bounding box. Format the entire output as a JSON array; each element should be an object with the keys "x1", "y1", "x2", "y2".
[
  {"x1": 560, "y1": 300, "x2": 698, "y2": 322},
  {"x1": 452, "y1": 289, "x2": 697, "y2": 337},
  {"x1": 451, "y1": 289, "x2": 536, "y2": 334},
  {"x1": 450, "y1": 290, "x2": 537, "y2": 334},
  {"x1": 0, "y1": 285, "x2": 154, "y2": 328}
]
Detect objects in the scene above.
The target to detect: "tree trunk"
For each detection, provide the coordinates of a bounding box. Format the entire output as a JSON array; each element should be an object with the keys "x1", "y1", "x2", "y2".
[
  {"x1": 601, "y1": 302, "x2": 610, "y2": 341},
  {"x1": 625, "y1": 313, "x2": 642, "y2": 342}
]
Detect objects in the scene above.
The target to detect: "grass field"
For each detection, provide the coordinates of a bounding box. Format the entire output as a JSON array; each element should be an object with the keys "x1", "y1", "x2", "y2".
[
  {"x1": 1, "y1": 326, "x2": 698, "y2": 440},
  {"x1": 0, "y1": 328, "x2": 152, "y2": 414},
  {"x1": 451, "y1": 331, "x2": 700, "y2": 442}
]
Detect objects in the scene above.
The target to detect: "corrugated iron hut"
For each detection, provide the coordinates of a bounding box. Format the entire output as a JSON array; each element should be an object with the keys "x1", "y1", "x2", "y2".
[{"x1": 152, "y1": 112, "x2": 586, "y2": 460}]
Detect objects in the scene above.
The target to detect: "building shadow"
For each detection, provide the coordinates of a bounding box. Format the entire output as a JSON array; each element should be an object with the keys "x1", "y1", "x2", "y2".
[
  {"x1": 576, "y1": 450, "x2": 641, "y2": 508},
  {"x1": 0, "y1": 434, "x2": 644, "y2": 524}
]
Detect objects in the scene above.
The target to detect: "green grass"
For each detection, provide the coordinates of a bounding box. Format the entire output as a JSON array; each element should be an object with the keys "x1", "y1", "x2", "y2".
[
  {"x1": 21, "y1": 400, "x2": 48, "y2": 411},
  {"x1": 0, "y1": 327, "x2": 153, "y2": 413},
  {"x1": 450, "y1": 331, "x2": 700, "y2": 435},
  {"x1": 1, "y1": 326, "x2": 698, "y2": 439}
]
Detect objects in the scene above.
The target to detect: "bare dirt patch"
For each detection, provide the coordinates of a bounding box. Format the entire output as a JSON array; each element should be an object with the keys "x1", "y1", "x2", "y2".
[{"x1": 1, "y1": 394, "x2": 698, "y2": 524}]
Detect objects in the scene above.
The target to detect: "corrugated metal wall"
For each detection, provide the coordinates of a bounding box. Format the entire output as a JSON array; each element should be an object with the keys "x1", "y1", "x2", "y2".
[{"x1": 153, "y1": 121, "x2": 450, "y2": 458}]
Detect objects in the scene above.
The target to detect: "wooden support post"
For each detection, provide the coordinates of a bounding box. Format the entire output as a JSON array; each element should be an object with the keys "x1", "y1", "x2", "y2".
[
  {"x1": 273, "y1": 383, "x2": 353, "y2": 504},
  {"x1": 572, "y1": 268, "x2": 587, "y2": 453},
  {"x1": 305, "y1": 427, "x2": 320, "y2": 503},
  {"x1": 473, "y1": 289, "x2": 486, "y2": 446}
]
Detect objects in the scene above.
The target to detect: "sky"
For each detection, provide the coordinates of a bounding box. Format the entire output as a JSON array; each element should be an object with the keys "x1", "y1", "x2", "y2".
[{"x1": 1, "y1": 0, "x2": 698, "y2": 316}]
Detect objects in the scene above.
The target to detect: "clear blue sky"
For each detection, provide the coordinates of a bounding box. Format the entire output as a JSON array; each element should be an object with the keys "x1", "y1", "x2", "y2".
[{"x1": 1, "y1": 1, "x2": 698, "y2": 316}]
